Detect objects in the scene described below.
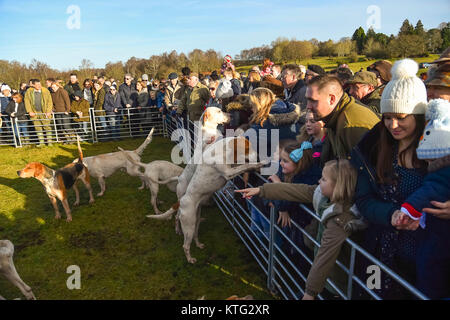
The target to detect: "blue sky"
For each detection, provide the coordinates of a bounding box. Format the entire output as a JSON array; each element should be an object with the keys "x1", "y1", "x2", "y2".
[{"x1": 0, "y1": 0, "x2": 448, "y2": 70}]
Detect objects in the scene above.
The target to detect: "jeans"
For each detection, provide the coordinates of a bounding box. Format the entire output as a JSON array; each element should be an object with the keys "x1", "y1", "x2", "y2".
[
  {"x1": 96, "y1": 116, "x2": 108, "y2": 140},
  {"x1": 77, "y1": 121, "x2": 89, "y2": 135},
  {"x1": 249, "y1": 199, "x2": 285, "y2": 248},
  {"x1": 11, "y1": 119, "x2": 29, "y2": 143},
  {"x1": 53, "y1": 113, "x2": 72, "y2": 138},
  {"x1": 0, "y1": 116, "x2": 11, "y2": 133},
  {"x1": 106, "y1": 113, "x2": 121, "y2": 139}
]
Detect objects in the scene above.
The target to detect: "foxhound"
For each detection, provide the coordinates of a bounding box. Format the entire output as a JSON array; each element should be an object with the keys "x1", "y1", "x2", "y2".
[
  {"x1": 149, "y1": 136, "x2": 268, "y2": 263},
  {"x1": 118, "y1": 148, "x2": 184, "y2": 215},
  {"x1": 17, "y1": 137, "x2": 94, "y2": 222},
  {"x1": 79, "y1": 128, "x2": 154, "y2": 196},
  {"x1": 147, "y1": 107, "x2": 231, "y2": 234}
]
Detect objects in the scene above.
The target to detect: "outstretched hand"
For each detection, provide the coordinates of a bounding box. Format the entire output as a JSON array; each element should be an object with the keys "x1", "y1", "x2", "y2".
[{"x1": 235, "y1": 188, "x2": 260, "y2": 200}]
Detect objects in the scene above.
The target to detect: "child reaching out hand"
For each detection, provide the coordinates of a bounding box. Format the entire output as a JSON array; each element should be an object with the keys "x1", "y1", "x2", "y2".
[
  {"x1": 268, "y1": 140, "x2": 322, "y2": 256},
  {"x1": 236, "y1": 159, "x2": 367, "y2": 300}
]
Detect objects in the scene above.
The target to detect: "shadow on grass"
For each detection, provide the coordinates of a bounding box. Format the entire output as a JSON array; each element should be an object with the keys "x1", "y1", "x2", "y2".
[{"x1": 0, "y1": 136, "x2": 274, "y2": 300}]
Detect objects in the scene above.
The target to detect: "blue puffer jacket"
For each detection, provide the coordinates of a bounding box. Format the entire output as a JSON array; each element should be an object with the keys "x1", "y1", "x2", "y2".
[
  {"x1": 0, "y1": 95, "x2": 12, "y2": 113},
  {"x1": 245, "y1": 99, "x2": 301, "y2": 159},
  {"x1": 402, "y1": 156, "x2": 450, "y2": 235}
]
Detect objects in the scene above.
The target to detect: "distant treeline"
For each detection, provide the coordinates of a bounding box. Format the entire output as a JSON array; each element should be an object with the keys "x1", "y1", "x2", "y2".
[{"x1": 1, "y1": 19, "x2": 448, "y2": 89}]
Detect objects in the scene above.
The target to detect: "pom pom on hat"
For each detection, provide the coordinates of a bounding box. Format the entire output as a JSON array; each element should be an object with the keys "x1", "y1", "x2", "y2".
[{"x1": 390, "y1": 58, "x2": 419, "y2": 79}]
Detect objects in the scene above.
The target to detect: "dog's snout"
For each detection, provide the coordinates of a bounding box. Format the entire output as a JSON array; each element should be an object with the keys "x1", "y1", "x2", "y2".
[{"x1": 17, "y1": 170, "x2": 21, "y2": 176}]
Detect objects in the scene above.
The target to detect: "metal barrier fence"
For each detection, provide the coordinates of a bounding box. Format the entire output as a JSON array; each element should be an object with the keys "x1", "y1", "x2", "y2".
[
  {"x1": 2, "y1": 107, "x2": 428, "y2": 300},
  {"x1": 164, "y1": 113, "x2": 429, "y2": 300},
  {"x1": 0, "y1": 107, "x2": 165, "y2": 147}
]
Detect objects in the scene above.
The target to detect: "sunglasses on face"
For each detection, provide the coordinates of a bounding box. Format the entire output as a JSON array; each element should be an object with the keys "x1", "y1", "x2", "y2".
[{"x1": 209, "y1": 87, "x2": 216, "y2": 91}]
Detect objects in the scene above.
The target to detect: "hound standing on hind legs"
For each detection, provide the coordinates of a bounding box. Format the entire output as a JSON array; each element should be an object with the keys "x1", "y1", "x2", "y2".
[
  {"x1": 149, "y1": 136, "x2": 268, "y2": 263},
  {"x1": 0, "y1": 240, "x2": 36, "y2": 300},
  {"x1": 17, "y1": 136, "x2": 94, "y2": 222},
  {"x1": 79, "y1": 128, "x2": 154, "y2": 196},
  {"x1": 148, "y1": 107, "x2": 231, "y2": 232}
]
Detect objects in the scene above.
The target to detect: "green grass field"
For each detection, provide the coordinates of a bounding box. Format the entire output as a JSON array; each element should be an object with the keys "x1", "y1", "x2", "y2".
[
  {"x1": 0, "y1": 137, "x2": 274, "y2": 300},
  {"x1": 236, "y1": 54, "x2": 439, "y2": 76}
]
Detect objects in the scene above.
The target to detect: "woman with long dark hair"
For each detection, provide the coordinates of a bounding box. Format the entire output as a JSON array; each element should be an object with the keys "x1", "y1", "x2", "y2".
[{"x1": 351, "y1": 59, "x2": 429, "y2": 299}]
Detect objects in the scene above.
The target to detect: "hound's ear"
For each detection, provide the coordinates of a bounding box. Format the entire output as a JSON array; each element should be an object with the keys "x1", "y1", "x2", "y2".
[
  {"x1": 232, "y1": 137, "x2": 250, "y2": 163},
  {"x1": 243, "y1": 138, "x2": 250, "y2": 156},
  {"x1": 203, "y1": 109, "x2": 210, "y2": 125},
  {"x1": 33, "y1": 163, "x2": 44, "y2": 178}
]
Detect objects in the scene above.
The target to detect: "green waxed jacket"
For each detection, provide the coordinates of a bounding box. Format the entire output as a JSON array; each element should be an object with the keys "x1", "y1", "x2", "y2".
[
  {"x1": 361, "y1": 85, "x2": 382, "y2": 117},
  {"x1": 24, "y1": 87, "x2": 53, "y2": 116},
  {"x1": 320, "y1": 92, "x2": 380, "y2": 166},
  {"x1": 177, "y1": 82, "x2": 210, "y2": 121}
]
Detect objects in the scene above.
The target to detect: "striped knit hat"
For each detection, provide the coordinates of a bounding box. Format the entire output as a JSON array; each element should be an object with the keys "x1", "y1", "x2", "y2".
[{"x1": 416, "y1": 99, "x2": 450, "y2": 159}]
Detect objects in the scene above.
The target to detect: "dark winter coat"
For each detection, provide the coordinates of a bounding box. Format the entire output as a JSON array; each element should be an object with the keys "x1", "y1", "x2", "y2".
[
  {"x1": 104, "y1": 92, "x2": 122, "y2": 114},
  {"x1": 137, "y1": 89, "x2": 149, "y2": 109},
  {"x1": 0, "y1": 95, "x2": 11, "y2": 114},
  {"x1": 64, "y1": 82, "x2": 81, "y2": 101},
  {"x1": 225, "y1": 95, "x2": 253, "y2": 130},
  {"x1": 284, "y1": 79, "x2": 305, "y2": 106},
  {"x1": 119, "y1": 83, "x2": 137, "y2": 108},
  {"x1": 5, "y1": 100, "x2": 28, "y2": 120}
]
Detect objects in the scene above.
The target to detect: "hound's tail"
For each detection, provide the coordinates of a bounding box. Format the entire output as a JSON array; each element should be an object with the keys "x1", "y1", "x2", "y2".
[
  {"x1": 118, "y1": 147, "x2": 146, "y2": 170},
  {"x1": 76, "y1": 135, "x2": 84, "y2": 162},
  {"x1": 146, "y1": 202, "x2": 179, "y2": 220},
  {"x1": 134, "y1": 127, "x2": 155, "y2": 156},
  {"x1": 148, "y1": 175, "x2": 179, "y2": 185}
]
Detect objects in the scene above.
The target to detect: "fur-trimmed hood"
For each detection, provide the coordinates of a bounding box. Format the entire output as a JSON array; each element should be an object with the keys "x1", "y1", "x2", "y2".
[
  {"x1": 266, "y1": 99, "x2": 301, "y2": 127},
  {"x1": 312, "y1": 185, "x2": 367, "y2": 231},
  {"x1": 428, "y1": 154, "x2": 450, "y2": 173},
  {"x1": 227, "y1": 96, "x2": 301, "y2": 127},
  {"x1": 226, "y1": 94, "x2": 251, "y2": 112}
]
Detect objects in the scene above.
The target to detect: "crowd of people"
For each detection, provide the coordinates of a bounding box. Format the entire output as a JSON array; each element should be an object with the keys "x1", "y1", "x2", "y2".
[
  {"x1": 230, "y1": 50, "x2": 450, "y2": 300},
  {"x1": 1, "y1": 48, "x2": 449, "y2": 300},
  {"x1": 0, "y1": 74, "x2": 165, "y2": 145}
]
